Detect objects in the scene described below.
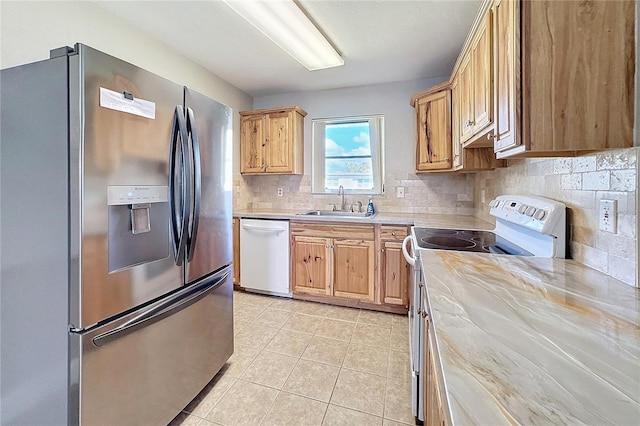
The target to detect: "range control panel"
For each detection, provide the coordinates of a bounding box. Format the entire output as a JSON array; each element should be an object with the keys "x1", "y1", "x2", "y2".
[{"x1": 489, "y1": 195, "x2": 566, "y2": 236}]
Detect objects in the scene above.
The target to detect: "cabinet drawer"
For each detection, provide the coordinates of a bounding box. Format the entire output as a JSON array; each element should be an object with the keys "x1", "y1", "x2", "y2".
[
  {"x1": 380, "y1": 225, "x2": 409, "y2": 241},
  {"x1": 291, "y1": 222, "x2": 374, "y2": 240}
]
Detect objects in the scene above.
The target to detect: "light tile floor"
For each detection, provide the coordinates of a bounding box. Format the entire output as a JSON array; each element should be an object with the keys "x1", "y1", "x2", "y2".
[{"x1": 169, "y1": 291, "x2": 413, "y2": 426}]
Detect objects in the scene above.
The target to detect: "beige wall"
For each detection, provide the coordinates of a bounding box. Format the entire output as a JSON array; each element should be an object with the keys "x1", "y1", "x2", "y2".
[
  {"x1": 475, "y1": 148, "x2": 638, "y2": 287},
  {"x1": 0, "y1": 0, "x2": 253, "y2": 176}
]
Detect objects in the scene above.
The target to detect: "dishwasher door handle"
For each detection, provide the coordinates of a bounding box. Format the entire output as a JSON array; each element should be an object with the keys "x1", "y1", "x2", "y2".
[{"x1": 241, "y1": 224, "x2": 287, "y2": 235}]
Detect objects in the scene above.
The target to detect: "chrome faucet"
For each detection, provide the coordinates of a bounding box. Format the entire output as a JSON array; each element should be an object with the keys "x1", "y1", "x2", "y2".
[{"x1": 338, "y1": 185, "x2": 346, "y2": 211}]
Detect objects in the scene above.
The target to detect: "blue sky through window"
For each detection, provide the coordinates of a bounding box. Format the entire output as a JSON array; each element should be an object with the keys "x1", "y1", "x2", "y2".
[{"x1": 325, "y1": 121, "x2": 373, "y2": 190}]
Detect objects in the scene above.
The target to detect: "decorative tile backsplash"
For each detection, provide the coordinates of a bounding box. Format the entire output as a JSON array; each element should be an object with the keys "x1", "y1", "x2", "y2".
[
  {"x1": 234, "y1": 147, "x2": 638, "y2": 287},
  {"x1": 474, "y1": 147, "x2": 638, "y2": 287},
  {"x1": 234, "y1": 172, "x2": 475, "y2": 215}
]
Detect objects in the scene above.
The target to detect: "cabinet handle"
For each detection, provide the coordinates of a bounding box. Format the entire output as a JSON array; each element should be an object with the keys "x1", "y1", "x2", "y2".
[
  {"x1": 381, "y1": 248, "x2": 385, "y2": 253},
  {"x1": 444, "y1": 157, "x2": 450, "y2": 161},
  {"x1": 391, "y1": 232, "x2": 395, "y2": 236}
]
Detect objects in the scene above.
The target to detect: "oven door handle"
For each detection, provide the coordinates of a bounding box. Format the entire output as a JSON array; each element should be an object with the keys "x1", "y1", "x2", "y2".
[{"x1": 402, "y1": 235, "x2": 416, "y2": 267}]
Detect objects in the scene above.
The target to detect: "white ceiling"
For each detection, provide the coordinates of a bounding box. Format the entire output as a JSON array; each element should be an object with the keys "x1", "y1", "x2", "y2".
[{"x1": 93, "y1": 0, "x2": 482, "y2": 97}]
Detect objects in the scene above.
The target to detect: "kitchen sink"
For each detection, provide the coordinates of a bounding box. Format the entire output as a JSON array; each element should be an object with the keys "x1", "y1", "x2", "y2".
[{"x1": 297, "y1": 210, "x2": 376, "y2": 219}]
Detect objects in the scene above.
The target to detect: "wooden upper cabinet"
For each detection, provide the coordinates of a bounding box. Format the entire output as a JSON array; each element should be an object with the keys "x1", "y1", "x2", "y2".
[
  {"x1": 240, "y1": 106, "x2": 306, "y2": 174},
  {"x1": 265, "y1": 111, "x2": 292, "y2": 173},
  {"x1": 472, "y1": 14, "x2": 493, "y2": 134},
  {"x1": 414, "y1": 87, "x2": 452, "y2": 172},
  {"x1": 240, "y1": 114, "x2": 266, "y2": 173},
  {"x1": 458, "y1": 55, "x2": 474, "y2": 143},
  {"x1": 494, "y1": 0, "x2": 634, "y2": 158},
  {"x1": 451, "y1": 79, "x2": 462, "y2": 169},
  {"x1": 493, "y1": 0, "x2": 518, "y2": 153},
  {"x1": 458, "y1": 11, "x2": 494, "y2": 146}
]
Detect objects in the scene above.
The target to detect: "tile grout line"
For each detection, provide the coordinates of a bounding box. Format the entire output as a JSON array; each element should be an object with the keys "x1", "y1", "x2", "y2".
[{"x1": 230, "y1": 293, "x2": 410, "y2": 425}]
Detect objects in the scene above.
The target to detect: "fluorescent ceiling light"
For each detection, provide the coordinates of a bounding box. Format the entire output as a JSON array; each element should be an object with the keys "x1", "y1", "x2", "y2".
[{"x1": 223, "y1": 0, "x2": 344, "y2": 71}]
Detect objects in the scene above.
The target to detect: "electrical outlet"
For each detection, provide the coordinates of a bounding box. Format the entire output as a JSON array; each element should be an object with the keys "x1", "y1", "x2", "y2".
[
  {"x1": 397, "y1": 186, "x2": 405, "y2": 198},
  {"x1": 481, "y1": 189, "x2": 486, "y2": 204},
  {"x1": 277, "y1": 187, "x2": 283, "y2": 197},
  {"x1": 599, "y1": 199, "x2": 617, "y2": 233}
]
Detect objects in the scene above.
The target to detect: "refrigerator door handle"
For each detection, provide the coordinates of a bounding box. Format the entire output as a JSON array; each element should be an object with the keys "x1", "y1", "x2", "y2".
[
  {"x1": 169, "y1": 106, "x2": 191, "y2": 265},
  {"x1": 185, "y1": 107, "x2": 201, "y2": 262},
  {"x1": 92, "y1": 267, "x2": 231, "y2": 347}
]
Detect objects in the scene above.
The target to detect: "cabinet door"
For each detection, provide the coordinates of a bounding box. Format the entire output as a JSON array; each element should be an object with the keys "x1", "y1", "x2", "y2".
[
  {"x1": 332, "y1": 239, "x2": 375, "y2": 301},
  {"x1": 416, "y1": 90, "x2": 452, "y2": 171},
  {"x1": 424, "y1": 320, "x2": 447, "y2": 426},
  {"x1": 240, "y1": 115, "x2": 266, "y2": 173},
  {"x1": 265, "y1": 111, "x2": 293, "y2": 173},
  {"x1": 232, "y1": 218, "x2": 240, "y2": 285},
  {"x1": 292, "y1": 236, "x2": 331, "y2": 295},
  {"x1": 458, "y1": 54, "x2": 474, "y2": 142},
  {"x1": 381, "y1": 240, "x2": 409, "y2": 307},
  {"x1": 472, "y1": 13, "x2": 493, "y2": 133},
  {"x1": 450, "y1": 79, "x2": 462, "y2": 169},
  {"x1": 493, "y1": 0, "x2": 520, "y2": 153}
]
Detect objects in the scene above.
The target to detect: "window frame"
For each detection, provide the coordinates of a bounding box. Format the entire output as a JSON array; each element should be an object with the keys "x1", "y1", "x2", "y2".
[{"x1": 311, "y1": 114, "x2": 385, "y2": 195}]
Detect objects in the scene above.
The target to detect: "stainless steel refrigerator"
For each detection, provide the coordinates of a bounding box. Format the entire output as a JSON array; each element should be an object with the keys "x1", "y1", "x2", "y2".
[{"x1": 0, "y1": 44, "x2": 234, "y2": 425}]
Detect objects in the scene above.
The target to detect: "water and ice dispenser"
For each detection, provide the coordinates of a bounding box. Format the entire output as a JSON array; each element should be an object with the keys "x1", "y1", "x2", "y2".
[{"x1": 107, "y1": 185, "x2": 170, "y2": 273}]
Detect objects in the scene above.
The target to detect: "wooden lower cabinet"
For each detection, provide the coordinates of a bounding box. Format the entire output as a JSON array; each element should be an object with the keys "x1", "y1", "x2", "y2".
[
  {"x1": 379, "y1": 225, "x2": 410, "y2": 307},
  {"x1": 424, "y1": 319, "x2": 449, "y2": 426},
  {"x1": 380, "y1": 240, "x2": 409, "y2": 306},
  {"x1": 290, "y1": 222, "x2": 408, "y2": 312},
  {"x1": 332, "y1": 239, "x2": 375, "y2": 301},
  {"x1": 292, "y1": 234, "x2": 375, "y2": 302},
  {"x1": 291, "y1": 236, "x2": 331, "y2": 296}
]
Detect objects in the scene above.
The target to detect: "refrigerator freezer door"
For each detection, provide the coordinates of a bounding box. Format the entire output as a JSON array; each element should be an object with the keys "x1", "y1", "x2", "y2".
[
  {"x1": 184, "y1": 88, "x2": 233, "y2": 283},
  {"x1": 74, "y1": 45, "x2": 184, "y2": 328},
  {"x1": 71, "y1": 266, "x2": 233, "y2": 425},
  {"x1": 1, "y1": 53, "x2": 71, "y2": 426}
]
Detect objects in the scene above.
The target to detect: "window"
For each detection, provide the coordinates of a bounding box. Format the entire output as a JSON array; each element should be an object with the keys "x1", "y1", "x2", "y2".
[{"x1": 312, "y1": 115, "x2": 384, "y2": 194}]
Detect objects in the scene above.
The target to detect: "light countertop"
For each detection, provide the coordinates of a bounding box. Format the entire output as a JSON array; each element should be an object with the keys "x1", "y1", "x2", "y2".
[
  {"x1": 233, "y1": 209, "x2": 495, "y2": 230},
  {"x1": 420, "y1": 250, "x2": 640, "y2": 425}
]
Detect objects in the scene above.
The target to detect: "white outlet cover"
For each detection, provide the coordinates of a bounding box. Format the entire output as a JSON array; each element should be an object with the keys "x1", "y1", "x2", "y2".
[
  {"x1": 599, "y1": 199, "x2": 617, "y2": 233},
  {"x1": 397, "y1": 187, "x2": 405, "y2": 198},
  {"x1": 277, "y1": 188, "x2": 283, "y2": 197}
]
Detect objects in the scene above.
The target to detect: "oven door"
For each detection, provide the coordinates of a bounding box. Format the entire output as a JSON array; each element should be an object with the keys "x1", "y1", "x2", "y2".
[{"x1": 403, "y1": 234, "x2": 423, "y2": 422}]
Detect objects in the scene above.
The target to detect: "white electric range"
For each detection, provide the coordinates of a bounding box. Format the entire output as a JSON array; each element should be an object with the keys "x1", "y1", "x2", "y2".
[{"x1": 402, "y1": 195, "x2": 567, "y2": 425}]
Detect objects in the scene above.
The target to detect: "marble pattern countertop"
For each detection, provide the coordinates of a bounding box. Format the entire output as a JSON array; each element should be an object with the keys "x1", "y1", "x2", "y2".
[
  {"x1": 421, "y1": 251, "x2": 640, "y2": 425},
  {"x1": 233, "y1": 209, "x2": 495, "y2": 230}
]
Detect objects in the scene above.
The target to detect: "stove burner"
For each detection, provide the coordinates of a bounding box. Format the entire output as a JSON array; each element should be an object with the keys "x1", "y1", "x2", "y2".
[
  {"x1": 413, "y1": 227, "x2": 496, "y2": 253},
  {"x1": 420, "y1": 236, "x2": 477, "y2": 249}
]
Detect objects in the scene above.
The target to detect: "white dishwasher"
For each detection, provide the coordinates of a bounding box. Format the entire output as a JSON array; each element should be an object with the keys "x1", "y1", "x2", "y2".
[{"x1": 239, "y1": 219, "x2": 291, "y2": 297}]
